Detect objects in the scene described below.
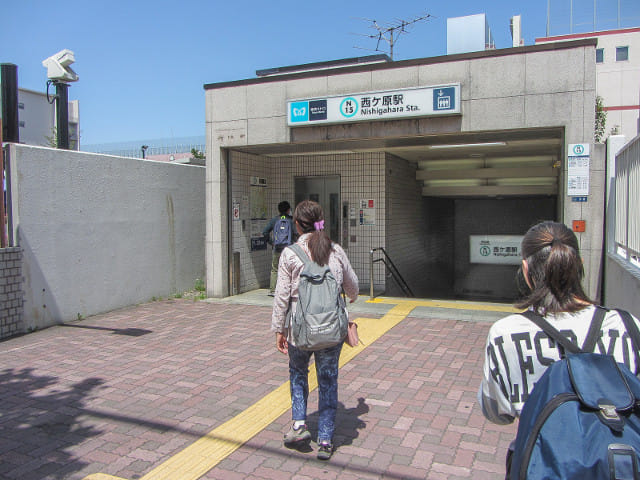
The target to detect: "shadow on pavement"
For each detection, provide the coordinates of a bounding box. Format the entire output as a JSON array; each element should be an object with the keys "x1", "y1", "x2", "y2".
[
  {"x1": 60, "y1": 324, "x2": 152, "y2": 336},
  {"x1": 306, "y1": 397, "x2": 369, "y2": 449},
  {"x1": 0, "y1": 367, "x2": 104, "y2": 479}
]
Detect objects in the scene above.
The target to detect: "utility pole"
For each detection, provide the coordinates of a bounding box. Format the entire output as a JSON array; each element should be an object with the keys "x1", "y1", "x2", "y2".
[{"x1": 354, "y1": 13, "x2": 432, "y2": 60}]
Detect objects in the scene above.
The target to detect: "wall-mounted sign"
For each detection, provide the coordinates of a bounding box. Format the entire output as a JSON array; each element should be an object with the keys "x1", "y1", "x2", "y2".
[
  {"x1": 250, "y1": 185, "x2": 267, "y2": 220},
  {"x1": 359, "y1": 208, "x2": 375, "y2": 226},
  {"x1": 250, "y1": 220, "x2": 268, "y2": 251},
  {"x1": 567, "y1": 143, "x2": 590, "y2": 197},
  {"x1": 251, "y1": 237, "x2": 268, "y2": 251},
  {"x1": 287, "y1": 84, "x2": 461, "y2": 126},
  {"x1": 470, "y1": 235, "x2": 523, "y2": 265}
]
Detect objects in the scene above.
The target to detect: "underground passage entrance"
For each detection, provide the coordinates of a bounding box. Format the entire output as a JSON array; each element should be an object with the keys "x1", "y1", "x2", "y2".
[{"x1": 416, "y1": 195, "x2": 557, "y2": 302}]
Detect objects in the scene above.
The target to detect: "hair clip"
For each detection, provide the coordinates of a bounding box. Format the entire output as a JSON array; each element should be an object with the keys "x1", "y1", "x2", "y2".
[{"x1": 314, "y1": 220, "x2": 324, "y2": 231}]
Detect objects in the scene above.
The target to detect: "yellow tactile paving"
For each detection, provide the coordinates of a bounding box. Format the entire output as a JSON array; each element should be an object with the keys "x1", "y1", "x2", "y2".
[
  {"x1": 84, "y1": 299, "x2": 511, "y2": 480},
  {"x1": 367, "y1": 296, "x2": 522, "y2": 313}
]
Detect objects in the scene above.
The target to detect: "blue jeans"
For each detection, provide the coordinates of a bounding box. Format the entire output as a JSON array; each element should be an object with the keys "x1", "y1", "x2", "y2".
[{"x1": 288, "y1": 342, "x2": 342, "y2": 444}]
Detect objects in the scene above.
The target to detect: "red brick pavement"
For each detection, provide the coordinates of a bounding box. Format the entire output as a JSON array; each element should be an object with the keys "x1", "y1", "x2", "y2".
[{"x1": 0, "y1": 299, "x2": 516, "y2": 479}]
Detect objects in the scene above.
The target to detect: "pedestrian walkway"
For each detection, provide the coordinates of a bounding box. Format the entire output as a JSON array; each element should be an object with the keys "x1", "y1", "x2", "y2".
[{"x1": 0, "y1": 293, "x2": 518, "y2": 479}]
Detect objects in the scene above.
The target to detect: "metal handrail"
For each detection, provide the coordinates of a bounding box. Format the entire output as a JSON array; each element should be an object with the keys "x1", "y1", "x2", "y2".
[{"x1": 369, "y1": 247, "x2": 414, "y2": 299}]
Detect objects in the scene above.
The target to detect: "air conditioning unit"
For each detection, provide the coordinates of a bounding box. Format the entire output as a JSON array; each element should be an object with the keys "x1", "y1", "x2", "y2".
[{"x1": 250, "y1": 176, "x2": 267, "y2": 186}]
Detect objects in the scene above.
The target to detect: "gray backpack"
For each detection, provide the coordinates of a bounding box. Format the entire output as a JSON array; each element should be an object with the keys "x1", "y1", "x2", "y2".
[{"x1": 285, "y1": 243, "x2": 348, "y2": 351}]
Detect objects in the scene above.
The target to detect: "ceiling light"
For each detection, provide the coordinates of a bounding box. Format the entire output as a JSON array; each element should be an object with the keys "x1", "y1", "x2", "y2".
[{"x1": 429, "y1": 142, "x2": 507, "y2": 149}]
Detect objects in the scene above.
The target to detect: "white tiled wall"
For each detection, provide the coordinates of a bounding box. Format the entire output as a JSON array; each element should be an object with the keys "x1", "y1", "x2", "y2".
[
  {"x1": 230, "y1": 151, "x2": 386, "y2": 293},
  {"x1": 230, "y1": 151, "x2": 272, "y2": 292}
]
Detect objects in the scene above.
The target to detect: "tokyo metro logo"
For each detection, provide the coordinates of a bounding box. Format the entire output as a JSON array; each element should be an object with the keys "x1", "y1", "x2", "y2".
[{"x1": 290, "y1": 102, "x2": 309, "y2": 122}]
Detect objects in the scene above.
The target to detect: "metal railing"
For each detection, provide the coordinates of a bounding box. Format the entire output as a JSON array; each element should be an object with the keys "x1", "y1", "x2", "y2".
[
  {"x1": 369, "y1": 247, "x2": 414, "y2": 299},
  {"x1": 615, "y1": 137, "x2": 640, "y2": 269}
]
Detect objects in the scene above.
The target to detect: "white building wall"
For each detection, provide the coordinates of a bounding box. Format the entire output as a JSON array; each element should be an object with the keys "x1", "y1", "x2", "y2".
[
  {"x1": 537, "y1": 28, "x2": 640, "y2": 141},
  {"x1": 17, "y1": 89, "x2": 54, "y2": 146},
  {"x1": 17, "y1": 88, "x2": 79, "y2": 149},
  {"x1": 595, "y1": 30, "x2": 640, "y2": 140}
]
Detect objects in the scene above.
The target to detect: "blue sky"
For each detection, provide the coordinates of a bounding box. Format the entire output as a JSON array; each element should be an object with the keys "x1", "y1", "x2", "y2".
[{"x1": 2, "y1": 0, "x2": 639, "y2": 146}]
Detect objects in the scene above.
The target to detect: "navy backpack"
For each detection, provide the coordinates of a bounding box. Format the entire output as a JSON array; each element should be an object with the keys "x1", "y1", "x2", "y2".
[
  {"x1": 509, "y1": 308, "x2": 640, "y2": 480},
  {"x1": 273, "y1": 215, "x2": 292, "y2": 250}
]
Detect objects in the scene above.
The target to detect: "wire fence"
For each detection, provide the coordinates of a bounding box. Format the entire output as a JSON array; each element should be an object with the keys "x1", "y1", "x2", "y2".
[{"x1": 83, "y1": 136, "x2": 205, "y2": 159}]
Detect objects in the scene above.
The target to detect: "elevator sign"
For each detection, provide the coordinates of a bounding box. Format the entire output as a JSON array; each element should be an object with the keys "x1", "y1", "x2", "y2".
[{"x1": 287, "y1": 84, "x2": 461, "y2": 126}]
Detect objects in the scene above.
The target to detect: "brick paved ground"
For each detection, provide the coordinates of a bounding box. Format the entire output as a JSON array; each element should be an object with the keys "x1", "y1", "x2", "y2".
[{"x1": 0, "y1": 299, "x2": 516, "y2": 480}]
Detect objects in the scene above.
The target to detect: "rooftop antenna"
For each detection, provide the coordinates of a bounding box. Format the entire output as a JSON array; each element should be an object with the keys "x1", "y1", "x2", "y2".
[{"x1": 353, "y1": 13, "x2": 433, "y2": 60}]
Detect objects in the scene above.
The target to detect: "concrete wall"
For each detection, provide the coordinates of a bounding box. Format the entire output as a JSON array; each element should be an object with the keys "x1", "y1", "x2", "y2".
[
  {"x1": 604, "y1": 255, "x2": 640, "y2": 318},
  {"x1": 6, "y1": 144, "x2": 205, "y2": 330},
  {"x1": 0, "y1": 247, "x2": 24, "y2": 338}
]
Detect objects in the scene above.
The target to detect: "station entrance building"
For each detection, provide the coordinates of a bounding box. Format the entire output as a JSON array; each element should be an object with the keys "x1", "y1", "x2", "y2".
[{"x1": 204, "y1": 39, "x2": 603, "y2": 303}]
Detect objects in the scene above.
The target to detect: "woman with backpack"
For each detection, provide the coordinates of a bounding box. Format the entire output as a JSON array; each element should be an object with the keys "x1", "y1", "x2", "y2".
[
  {"x1": 479, "y1": 221, "x2": 640, "y2": 477},
  {"x1": 271, "y1": 200, "x2": 359, "y2": 460}
]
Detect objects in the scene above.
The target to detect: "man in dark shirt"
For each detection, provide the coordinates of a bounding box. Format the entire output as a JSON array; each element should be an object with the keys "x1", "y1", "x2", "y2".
[{"x1": 262, "y1": 201, "x2": 295, "y2": 296}]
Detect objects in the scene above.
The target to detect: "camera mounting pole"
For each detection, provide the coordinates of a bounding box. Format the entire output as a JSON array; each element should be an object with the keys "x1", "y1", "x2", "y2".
[{"x1": 54, "y1": 81, "x2": 70, "y2": 149}]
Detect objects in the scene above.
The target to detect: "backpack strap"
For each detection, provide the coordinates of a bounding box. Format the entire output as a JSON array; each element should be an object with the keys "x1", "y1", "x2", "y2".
[
  {"x1": 284, "y1": 243, "x2": 307, "y2": 331},
  {"x1": 288, "y1": 243, "x2": 310, "y2": 266},
  {"x1": 520, "y1": 310, "x2": 582, "y2": 355},
  {"x1": 581, "y1": 305, "x2": 608, "y2": 352}
]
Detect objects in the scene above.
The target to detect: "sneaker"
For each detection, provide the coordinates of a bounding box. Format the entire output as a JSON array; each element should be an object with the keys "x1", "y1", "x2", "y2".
[
  {"x1": 317, "y1": 441, "x2": 333, "y2": 460},
  {"x1": 268, "y1": 291, "x2": 275, "y2": 297},
  {"x1": 284, "y1": 423, "x2": 311, "y2": 445}
]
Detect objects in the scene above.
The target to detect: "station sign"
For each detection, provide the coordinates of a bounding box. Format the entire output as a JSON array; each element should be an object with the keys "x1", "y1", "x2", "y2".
[
  {"x1": 470, "y1": 235, "x2": 523, "y2": 265},
  {"x1": 287, "y1": 84, "x2": 461, "y2": 126}
]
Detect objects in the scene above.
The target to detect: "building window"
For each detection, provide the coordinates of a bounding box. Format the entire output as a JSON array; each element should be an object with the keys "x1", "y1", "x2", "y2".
[
  {"x1": 18, "y1": 121, "x2": 25, "y2": 128},
  {"x1": 596, "y1": 48, "x2": 604, "y2": 63},
  {"x1": 616, "y1": 46, "x2": 629, "y2": 62},
  {"x1": 18, "y1": 102, "x2": 24, "y2": 109}
]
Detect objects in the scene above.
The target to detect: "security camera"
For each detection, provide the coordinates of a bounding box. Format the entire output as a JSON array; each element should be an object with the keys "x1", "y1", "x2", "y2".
[{"x1": 42, "y1": 49, "x2": 79, "y2": 83}]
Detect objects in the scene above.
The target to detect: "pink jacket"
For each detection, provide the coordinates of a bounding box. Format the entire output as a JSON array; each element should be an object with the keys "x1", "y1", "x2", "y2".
[{"x1": 271, "y1": 233, "x2": 359, "y2": 344}]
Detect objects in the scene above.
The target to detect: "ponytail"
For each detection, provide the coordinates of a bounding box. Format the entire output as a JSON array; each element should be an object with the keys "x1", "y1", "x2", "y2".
[
  {"x1": 516, "y1": 221, "x2": 591, "y2": 314},
  {"x1": 293, "y1": 200, "x2": 332, "y2": 266}
]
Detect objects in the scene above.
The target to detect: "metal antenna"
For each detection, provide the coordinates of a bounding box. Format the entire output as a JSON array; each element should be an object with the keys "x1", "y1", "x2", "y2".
[{"x1": 352, "y1": 13, "x2": 433, "y2": 60}]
